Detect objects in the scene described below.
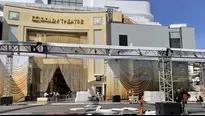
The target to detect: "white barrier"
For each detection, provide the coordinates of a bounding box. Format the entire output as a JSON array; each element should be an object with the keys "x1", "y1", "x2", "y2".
[
  {"x1": 145, "y1": 110, "x2": 156, "y2": 115},
  {"x1": 188, "y1": 91, "x2": 201, "y2": 102},
  {"x1": 144, "y1": 91, "x2": 201, "y2": 103},
  {"x1": 75, "y1": 91, "x2": 92, "y2": 102},
  {"x1": 144, "y1": 91, "x2": 165, "y2": 104}
]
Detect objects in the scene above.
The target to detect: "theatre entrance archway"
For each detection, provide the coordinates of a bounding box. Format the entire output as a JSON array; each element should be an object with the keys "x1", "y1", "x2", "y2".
[{"x1": 46, "y1": 67, "x2": 71, "y2": 95}]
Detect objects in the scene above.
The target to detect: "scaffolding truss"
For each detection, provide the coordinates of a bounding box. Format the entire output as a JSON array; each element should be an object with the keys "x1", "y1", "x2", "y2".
[
  {"x1": 27, "y1": 57, "x2": 34, "y2": 97},
  {"x1": 114, "y1": 59, "x2": 119, "y2": 95},
  {"x1": 4, "y1": 55, "x2": 13, "y2": 96},
  {"x1": 200, "y1": 63, "x2": 205, "y2": 97},
  {"x1": 158, "y1": 57, "x2": 174, "y2": 101},
  {"x1": 1, "y1": 41, "x2": 205, "y2": 101},
  {"x1": 0, "y1": 41, "x2": 205, "y2": 62}
]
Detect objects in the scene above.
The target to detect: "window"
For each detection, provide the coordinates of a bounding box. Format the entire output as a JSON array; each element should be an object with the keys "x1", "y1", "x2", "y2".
[
  {"x1": 48, "y1": 0, "x2": 83, "y2": 6},
  {"x1": 119, "y1": 35, "x2": 128, "y2": 46},
  {"x1": 169, "y1": 28, "x2": 182, "y2": 48},
  {"x1": 169, "y1": 28, "x2": 180, "y2": 32},
  {"x1": 8, "y1": 26, "x2": 18, "y2": 41},
  {"x1": 95, "y1": 75, "x2": 102, "y2": 81},
  {"x1": 96, "y1": 86, "x2": 102, "y2": 94},
  {"x1": 93, "y1": 17, "x2": 102, "y2": 25},
  {"x1": 8, "y1": 11, "x2": 20, "y2": 21},
  {"x1": 170, "y1": 32, "x2": 180, "y2": 38},
  {"x1": 170, "y1": 38, "x2": 181, "y2": 48},
  {"x1": 48, "y1": 0, "x2": 51, "y2": 4}
]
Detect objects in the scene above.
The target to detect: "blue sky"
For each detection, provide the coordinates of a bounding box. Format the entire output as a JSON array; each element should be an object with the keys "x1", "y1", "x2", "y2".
[{"x1": 149, "y1": 0, "x2": 205, "y2": 49}]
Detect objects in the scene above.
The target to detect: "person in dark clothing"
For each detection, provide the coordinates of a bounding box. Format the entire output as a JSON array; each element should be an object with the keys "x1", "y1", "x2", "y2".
[
  {"x1": 199, "y1": 96, "x2": 203, "y2": 103},
  {"x1": 180, "y1": 88, "x2": 190, "y2": 115},
  {"x1": 174, "y1": 89, "x2": 181, "y2": 103}
]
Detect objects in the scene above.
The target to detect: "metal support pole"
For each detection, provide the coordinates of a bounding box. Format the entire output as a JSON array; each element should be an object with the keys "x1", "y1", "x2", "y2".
[
  {"x1": 4, "y1": 55, "x2": 13, "y2": 97},
  {"x1": 200, "y1": 63, "x2": 205, "y2": 97},
  {"x1": 114, "y1": 59, "x2": 119, "y2": 95},
  {"x1": 104, "y1": 59, "x2": 108, "y2": 96},
  {"x1": 27, "y1": 57, "x2": 34, "y2": 97},
  {"x1": 158, "y1": 57, "x2": 174, "y2": 101},
  {"x1": 104, "y1": 59, "x2": 108, "y2": 81},
  {"x1": 107, "y1": 8, "x2": 113, "y2": 23}
]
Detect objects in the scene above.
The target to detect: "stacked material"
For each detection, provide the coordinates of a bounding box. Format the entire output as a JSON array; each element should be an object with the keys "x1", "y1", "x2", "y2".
[{"x1": 75, "y1": 91, "x2": 91, "y2": 102}]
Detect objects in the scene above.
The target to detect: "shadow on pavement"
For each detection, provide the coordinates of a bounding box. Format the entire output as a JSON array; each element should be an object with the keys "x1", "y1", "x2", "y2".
[{"x1": 0, "y1": 104, "x2": 44, "y2": 114}]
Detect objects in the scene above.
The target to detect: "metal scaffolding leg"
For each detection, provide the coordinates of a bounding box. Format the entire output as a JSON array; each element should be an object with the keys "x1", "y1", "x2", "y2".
[
  {"x1": 4, "y1": 55, "x2": 13, "y2": 97},
  {"x1": 200, "y1": 63, "x2": 205, "y2": 97},
  {"x1": 114, "y1": 60, "x2": 119, "y2": 95},
  {"x1": 200, "y1": 63, "x2": 205, "y2": 81},
  {"x1": 104, "y1": 59, "x2": 108, "y2": 80},
  {"x1": 27, "y1": 57, "x2": 34, "y2": 96},
  {"x1": 158, "y1": 57, "x2": 174, "y2": 101}
]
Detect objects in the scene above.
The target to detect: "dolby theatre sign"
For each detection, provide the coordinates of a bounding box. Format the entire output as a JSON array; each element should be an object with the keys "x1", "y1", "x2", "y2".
[{"x1": 31, "y1": 16, "x2": 84, "y2": 25}]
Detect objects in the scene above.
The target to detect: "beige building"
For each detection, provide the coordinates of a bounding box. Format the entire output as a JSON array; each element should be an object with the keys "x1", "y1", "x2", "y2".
[{"x1": 1, "y1": 3, "x2": 133, "y2": 101}]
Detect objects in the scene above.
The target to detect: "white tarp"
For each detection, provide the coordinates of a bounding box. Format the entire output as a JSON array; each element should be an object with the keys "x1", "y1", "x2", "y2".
[
  {"x1": 144, "y1": 91, "x2": 200, "y2": 102},
  {"x1": 188, "y1": 91, "x2": 201, "y2": 102},
  {"x1": 145, "y1": 110, "x2": 156, "y2": 115},
  {"x1": 144, "y1": 91, "x2": 165, "y2": 104},
  {"x1": 75, "y1": 91, "x2": 92, "y2": 102}
]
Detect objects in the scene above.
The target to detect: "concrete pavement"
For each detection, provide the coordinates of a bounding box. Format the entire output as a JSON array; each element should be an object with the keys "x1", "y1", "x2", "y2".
[{"x1": 0, "y1": 101, "x2": 205, "y2": 115}]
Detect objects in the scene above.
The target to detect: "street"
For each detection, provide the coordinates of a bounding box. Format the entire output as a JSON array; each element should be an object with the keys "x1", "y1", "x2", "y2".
[{"x1": 0, "y1": 102, "x2": 205, "y2": 115}]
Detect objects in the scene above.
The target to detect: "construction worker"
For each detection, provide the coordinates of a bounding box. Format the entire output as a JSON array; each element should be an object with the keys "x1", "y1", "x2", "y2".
[
  {"x1": 139, "y1": 96, "x2": 144, "y2": 115},
  {"x1": 180, "y1": 88, "x2": 190, "y2": 115},
  {"x1": 128, "y1": 89, "x2": 132, "y2": 104},
  {"x1": 174, "y1": 89, "x2": 182, "y2": 103}
]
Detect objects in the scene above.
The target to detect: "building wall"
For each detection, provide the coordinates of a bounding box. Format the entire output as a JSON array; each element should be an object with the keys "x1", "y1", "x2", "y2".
[
  {"x1": 110, "y1": 23, "x2": 195, "y2": 48},
  {"x1": 83, "y1": 0, "x2": 154, "y2": 24},
  {"x1": 181, "y1": 27, "x2": 196, "y2": 49},
  {"x1": 107, "y1": 23, "x2": 196, "y2": 98},
  {"x1": 1, "y1": 4, "x2": 123, "y2": 101},
  {"x1": 109, "y1": 23, "x2": 170, "y2": 47},
  {"x1": 0, "y1": 0, "x2": 47, "y2": 4}
]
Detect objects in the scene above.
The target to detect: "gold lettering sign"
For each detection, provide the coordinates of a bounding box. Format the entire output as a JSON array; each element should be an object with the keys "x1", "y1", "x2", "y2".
[{"x1": 31, "y1": 16, "x2": 84, "y2": 25}]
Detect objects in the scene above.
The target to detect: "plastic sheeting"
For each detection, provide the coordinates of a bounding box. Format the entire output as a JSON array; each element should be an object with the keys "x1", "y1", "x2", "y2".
[
  {"x1": 144, "y1": 91, "x2": 200, "y2": 102},
  {"x1": 75, "y1": 91, "x2": 92, "y2": 102},
  {"x1": 144, "y1": 91, "x2": 165, "y2": 104},
  {"x1": 0, "y1": 55, "x2": 6, "y2": 96},
  {"x1": 188, "y1": 91, "x2": 201, "y2": 102},
  {"x1": 0, "y1": 55, "x2": 29, "y2": 101}
]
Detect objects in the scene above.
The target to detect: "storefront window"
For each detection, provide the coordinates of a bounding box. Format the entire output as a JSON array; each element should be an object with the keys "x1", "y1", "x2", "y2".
[{"x1": 8, "y1": 11, "x2": 20, "y2": 21}]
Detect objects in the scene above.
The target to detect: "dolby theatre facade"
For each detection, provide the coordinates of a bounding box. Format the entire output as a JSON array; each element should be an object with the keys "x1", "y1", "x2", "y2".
[{"x1": 0, "y1": 3, "x2": 133, "y2": 101}]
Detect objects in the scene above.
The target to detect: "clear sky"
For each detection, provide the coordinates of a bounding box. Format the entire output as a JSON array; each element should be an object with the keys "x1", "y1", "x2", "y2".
[{"x1": 149, "y1": 0, "x2": 205, "y2": 49}]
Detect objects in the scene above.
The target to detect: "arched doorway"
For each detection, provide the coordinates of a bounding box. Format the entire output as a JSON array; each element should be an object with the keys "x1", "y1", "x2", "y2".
[{"x1": 46, "y1": 67, "x2": 71, "y2": 95}]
